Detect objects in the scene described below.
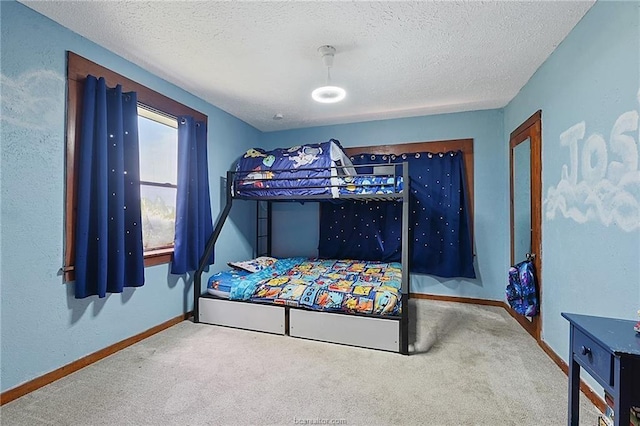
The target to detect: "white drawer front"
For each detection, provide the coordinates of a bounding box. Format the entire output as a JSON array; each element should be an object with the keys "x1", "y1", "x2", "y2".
[
  {"x1": 199, "y1": 298, "x2": 285, "y2": 335},
  {"x1": 290, "y1": 309, "x2": 399, "y2": 352}
]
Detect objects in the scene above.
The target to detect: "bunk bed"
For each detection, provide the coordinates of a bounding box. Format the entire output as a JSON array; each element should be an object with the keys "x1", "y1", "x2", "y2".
[{"x1": 193, "y1": 139, "x2": 411, "y2": 354}]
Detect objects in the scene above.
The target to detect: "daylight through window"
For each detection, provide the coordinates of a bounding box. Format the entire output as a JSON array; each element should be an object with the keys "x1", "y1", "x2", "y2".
[{"x1": 137, "y1": 106, "x2": 178, "y2": 252}]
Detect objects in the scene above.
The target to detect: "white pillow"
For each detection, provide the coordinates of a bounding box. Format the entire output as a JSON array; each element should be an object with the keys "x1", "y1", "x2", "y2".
[{"x1": 227, "y1": 256, "x2": 278, "y2": 273}]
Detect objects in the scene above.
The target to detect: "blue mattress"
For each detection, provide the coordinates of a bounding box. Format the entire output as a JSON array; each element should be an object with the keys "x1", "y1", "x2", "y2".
[{"x1": 207, "y1": 269, "x2": 251, "y2": 298}]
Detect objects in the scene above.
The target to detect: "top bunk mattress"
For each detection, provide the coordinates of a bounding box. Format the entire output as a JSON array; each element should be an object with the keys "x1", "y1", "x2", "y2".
[{"x1": 232, "y1": 139, "x2": 403, "y2": 199}]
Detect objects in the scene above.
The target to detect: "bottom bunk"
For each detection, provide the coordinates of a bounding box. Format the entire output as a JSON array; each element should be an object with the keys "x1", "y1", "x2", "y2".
[{"x1": 197, "y1": 257, "x2": 409, "y2": 353}]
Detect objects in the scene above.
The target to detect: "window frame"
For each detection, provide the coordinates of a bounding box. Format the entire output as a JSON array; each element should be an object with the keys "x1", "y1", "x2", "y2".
[{"x1": 64, "y1": 51, "x2": 207, "y2": 282}]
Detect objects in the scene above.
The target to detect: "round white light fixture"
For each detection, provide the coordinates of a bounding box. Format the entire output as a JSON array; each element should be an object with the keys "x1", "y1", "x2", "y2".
[
  {"x1": 312, "y1": 45, "x2": 346, "y2": 104},
  {"x1": 311, "y1": 85, "x2": 346, "y2": 103}
]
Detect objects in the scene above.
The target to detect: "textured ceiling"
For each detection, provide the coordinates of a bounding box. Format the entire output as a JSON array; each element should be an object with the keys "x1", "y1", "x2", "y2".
[{"x1": 21, "y1": 1, "x2": 594, "y2": 132}]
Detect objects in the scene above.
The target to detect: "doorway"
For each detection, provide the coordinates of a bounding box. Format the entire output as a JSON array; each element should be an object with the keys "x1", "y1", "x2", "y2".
[{"x1": 509, "y1": 110, "x2": 542, "y2": 341}]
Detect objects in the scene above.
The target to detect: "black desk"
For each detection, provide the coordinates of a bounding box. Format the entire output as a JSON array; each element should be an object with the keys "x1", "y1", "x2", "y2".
[{"x1": 562, "y1": 313, "x2": 640, "y2": 426}]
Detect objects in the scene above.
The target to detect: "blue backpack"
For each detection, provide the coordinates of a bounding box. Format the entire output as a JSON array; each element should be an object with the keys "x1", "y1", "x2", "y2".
[{"x1": 506, "y1": 260, "x2": 539, "y2": 316}]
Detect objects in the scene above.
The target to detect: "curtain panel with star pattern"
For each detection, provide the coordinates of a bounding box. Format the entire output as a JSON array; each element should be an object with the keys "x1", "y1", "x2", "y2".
[
  {"x1": 319, "y1": 151, "x2": 475, "y2": 279},
  {"x1": 74, "y1": 75, "x2": 145, "y2": 298}
]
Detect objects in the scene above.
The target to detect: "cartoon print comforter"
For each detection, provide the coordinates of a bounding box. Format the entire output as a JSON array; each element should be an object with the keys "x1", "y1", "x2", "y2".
[
  {"x1": 228, "y1": 258, "x2": 402, "y2": 316},
  {"x1": 233, "y1": 140, "x2": 402, "y2": 198}
]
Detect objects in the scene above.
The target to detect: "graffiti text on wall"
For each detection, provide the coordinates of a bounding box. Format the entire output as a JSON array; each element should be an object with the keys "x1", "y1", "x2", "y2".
[{"x1": 545, "y1": 91, "x2": 640, "y2": 232}]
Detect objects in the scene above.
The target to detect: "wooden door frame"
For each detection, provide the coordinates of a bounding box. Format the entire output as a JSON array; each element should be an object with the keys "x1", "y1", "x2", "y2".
[{"x1": 508, "y1": 110, "x2": 542, "y2": 342}]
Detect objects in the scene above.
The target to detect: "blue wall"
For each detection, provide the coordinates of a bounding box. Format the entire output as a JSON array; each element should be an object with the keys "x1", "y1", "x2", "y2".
[
  {"x1": 0, "y1": 1, "x2": 258, "y2": 392},
  {"x1": 503, "y1": 0, "x2": 639, "y2": 390},
  {"x1": 261, "y1": 109, "x2": 509, "y2": 301}
]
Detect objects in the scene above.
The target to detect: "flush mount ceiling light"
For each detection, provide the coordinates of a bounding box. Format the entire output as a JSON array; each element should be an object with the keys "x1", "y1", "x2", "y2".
[{"x1": 311, "y1": 45, "x2": 346, "y2": 104}]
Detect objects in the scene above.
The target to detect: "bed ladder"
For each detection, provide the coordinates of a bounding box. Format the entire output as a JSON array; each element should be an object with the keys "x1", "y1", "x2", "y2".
[{"x1": 256, "y1": 201, "x2": 272, "y2": 257}]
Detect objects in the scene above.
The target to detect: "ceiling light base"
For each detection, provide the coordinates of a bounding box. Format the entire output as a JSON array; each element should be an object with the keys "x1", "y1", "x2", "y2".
[{"x1": 318, "y1": 45, "x2": 336, "y2": 67}]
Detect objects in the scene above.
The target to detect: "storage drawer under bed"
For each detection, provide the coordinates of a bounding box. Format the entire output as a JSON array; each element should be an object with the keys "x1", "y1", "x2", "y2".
[
  {"x1": 289, "y1": 308, "x2": 400, "y2": 352},
  {"x1": 199, "y1": 297, "x2": 285, "y2": 335}
]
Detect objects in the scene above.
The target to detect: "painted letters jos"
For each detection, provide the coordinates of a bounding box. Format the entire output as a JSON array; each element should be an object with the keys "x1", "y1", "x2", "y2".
[{"x1": 545, "y1": 90, "x2": 640, "y2": 232}]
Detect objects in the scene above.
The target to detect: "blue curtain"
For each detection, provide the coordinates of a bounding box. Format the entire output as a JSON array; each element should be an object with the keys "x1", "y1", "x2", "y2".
[
  {"x1": 319, "y1": 154, "x2": 401, "y2": 261},
  {"x1": 171, "y1": 116, "x2": 213, "y2": 274},
  {"x1": 392, "y1": 151, "x2": 475, "y2": 278},
  {"x1": 74, "y1": 75, "x2": 145, "y2": 299},
  {"x1": 319, "y1": 150, "x2": 475, "y2": 278}
]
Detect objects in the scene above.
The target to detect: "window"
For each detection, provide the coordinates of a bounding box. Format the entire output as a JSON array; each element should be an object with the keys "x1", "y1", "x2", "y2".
[
  {"x1": 137, "y1": 106, "x2": 178, "y2": 251},
  {"x1": 64, "y1": 52, "x2": 207, "y2": 281}
]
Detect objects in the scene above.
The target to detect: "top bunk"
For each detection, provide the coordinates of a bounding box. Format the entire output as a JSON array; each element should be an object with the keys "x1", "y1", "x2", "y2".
[{"x1": 230, "y1": 139, "x2": 407, "y2": 202}]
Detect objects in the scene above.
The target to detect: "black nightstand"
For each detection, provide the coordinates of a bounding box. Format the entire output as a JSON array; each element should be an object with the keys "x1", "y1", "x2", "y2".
[{"x1": 562, "y1": 313, "x2": 640, "y2": 426}]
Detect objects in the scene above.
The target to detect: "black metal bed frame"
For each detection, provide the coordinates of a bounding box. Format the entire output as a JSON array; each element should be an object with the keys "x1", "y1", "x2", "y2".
[{"x1": 193, "y1": 162, "x2": 411, "y2": 354}]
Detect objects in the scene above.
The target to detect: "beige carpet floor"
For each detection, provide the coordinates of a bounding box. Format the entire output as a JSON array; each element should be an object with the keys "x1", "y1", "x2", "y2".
[{"x1": 1, "y1": 299, "x2": 600, "y2": 425}]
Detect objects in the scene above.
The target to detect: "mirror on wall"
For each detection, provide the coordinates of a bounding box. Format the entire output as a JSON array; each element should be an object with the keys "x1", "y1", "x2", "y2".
[
  {"x1": 512, "y1": 137, "x2": 532, "y2": 263},
  {"x1": 508, "y1": 111, "x2": 541, "y2": 340}
]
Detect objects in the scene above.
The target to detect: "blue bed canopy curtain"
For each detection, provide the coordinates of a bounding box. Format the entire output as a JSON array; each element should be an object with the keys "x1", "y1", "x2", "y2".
[{"x1": 319, "y1": 150, "x2": 475, "y2": 279}]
